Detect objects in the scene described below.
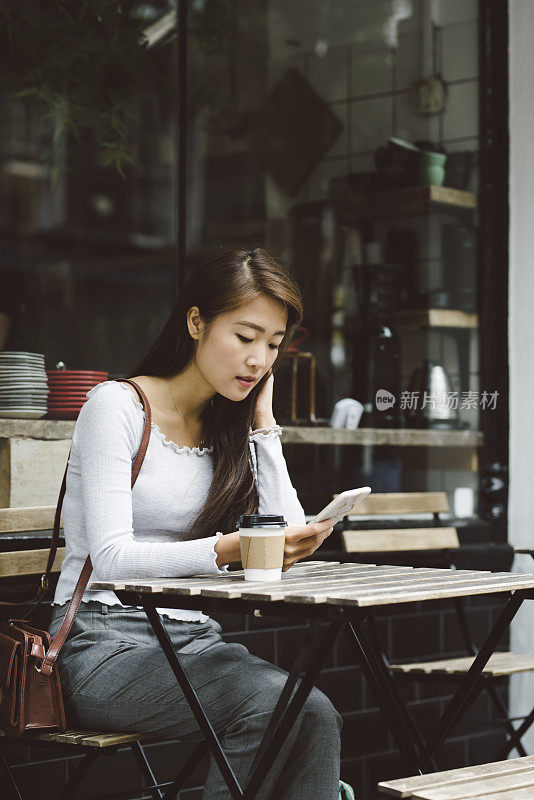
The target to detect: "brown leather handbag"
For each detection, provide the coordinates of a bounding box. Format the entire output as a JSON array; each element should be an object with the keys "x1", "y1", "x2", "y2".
[{"x1": 0, "y1": 379, "x2": 152, "y2": 736}]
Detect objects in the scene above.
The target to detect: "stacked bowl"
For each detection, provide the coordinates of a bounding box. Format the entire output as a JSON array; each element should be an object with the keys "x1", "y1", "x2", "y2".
[
  {"x1": 46, "y1": 370, "x2": 109, "y2": 419},
  {"x1": 0, "y1": 351, "x2": 49, "y2": 419}
]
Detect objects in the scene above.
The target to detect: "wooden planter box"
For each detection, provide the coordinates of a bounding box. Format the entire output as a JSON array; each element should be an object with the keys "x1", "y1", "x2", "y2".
[{"x1": 0, "y1": 436, "x2": 71, "y2": 508}]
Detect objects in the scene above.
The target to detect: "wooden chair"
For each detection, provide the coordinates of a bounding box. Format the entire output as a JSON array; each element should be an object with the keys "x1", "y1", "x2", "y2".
[
  {"x1": 0, "y1": 506, "x2": 207, "y2": 800},
  {"x1": 515, "y1": 548, "x2": 534, "y2": 559},
  {"x1": 336, "y1": 492, "x2": 534, "y2": 761},
  {"x1": 378, "y1": 754, "x2": 534, "y2": 799}
]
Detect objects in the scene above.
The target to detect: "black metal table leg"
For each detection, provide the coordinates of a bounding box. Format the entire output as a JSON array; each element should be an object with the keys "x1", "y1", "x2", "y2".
[
  {"x1": 496, "y1": 703, "x2": 534, "y2": 760},
  {"x1": 451, "y1": 592, "x2": 529, "y2": 758},
  {"x1": 484, "y1": 681, "x2": 528, "y2": 758},
  {"x1": 365, "y1": 614, "x2": 441, "y2": 771},
  {"x1": 419, "y1": 590, "x2": 526, "y2": 770},
  {"x1": 140, "y1": 600, "x2": 344, "y2": 800},
  {"x1": 142, "y1": 599, "x2": 244, "y2": 800},
  {"x1": 247, "y1": 618, "x2": 324, "y2": 775},
  {"x1": 344, "y1": 613, "x2": 422, "y2": 773},
  {"x1": 243, "y1": 616, "x2": 346, "y2": 800}
]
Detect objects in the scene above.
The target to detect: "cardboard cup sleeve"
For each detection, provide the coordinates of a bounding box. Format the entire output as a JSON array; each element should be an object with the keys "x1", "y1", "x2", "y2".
[{"x1": 240, "y1": 534, "x2": 285, "y2": 570}]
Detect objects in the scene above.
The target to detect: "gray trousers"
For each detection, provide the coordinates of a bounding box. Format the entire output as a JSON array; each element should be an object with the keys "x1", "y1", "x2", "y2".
[{"x1": 49, "y1": 602, "x2": 342, "y2": 800}]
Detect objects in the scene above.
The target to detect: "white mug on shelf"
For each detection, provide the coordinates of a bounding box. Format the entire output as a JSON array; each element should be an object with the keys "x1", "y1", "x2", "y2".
[
  {"x1": 453, "y1": 487, "x2": 475, "y2": 518},
  {"x1": 345, "y1": 401, "x2": 364, "y2": 429},
  {"x1": 330, "y1": 398, "x2": 364, "y2": 429}
]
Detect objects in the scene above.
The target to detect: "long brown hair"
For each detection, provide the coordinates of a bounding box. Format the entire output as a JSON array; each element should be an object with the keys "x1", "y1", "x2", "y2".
[{"x1": 127, "y1": 247, "x2": 303, "y2": 539}]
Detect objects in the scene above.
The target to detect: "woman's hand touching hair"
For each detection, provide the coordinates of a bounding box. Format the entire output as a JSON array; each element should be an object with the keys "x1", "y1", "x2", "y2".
[{"x1": 253, "y1": 369, "x2": 275, "y2": 430}]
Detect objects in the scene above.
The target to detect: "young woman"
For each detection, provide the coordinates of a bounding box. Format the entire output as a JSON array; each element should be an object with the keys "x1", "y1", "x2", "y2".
[{"x1": 48, "y1": 247, "x2": 341, "y2": 800}]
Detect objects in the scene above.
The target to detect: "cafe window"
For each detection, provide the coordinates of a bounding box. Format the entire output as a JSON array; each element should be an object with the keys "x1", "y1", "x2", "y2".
[
  {"x1": 184, "y1": 0, "x2": 488, "y2": 518},
  {"x1": 0, "y1": 1, "x2": 507, "y2": 531},
  {"x1": 0, "y1": 2, "x2": 180, "y2": 377}
]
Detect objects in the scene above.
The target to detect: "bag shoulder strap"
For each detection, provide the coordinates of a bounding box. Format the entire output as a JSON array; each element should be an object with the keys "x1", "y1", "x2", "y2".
[{"x1": 37, "y1": 378, "x2": 152, "y2": 675}]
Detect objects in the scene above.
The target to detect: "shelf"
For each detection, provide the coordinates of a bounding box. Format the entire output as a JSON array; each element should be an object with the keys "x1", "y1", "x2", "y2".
[
  {"x1": 394, "y1": 309, "x2": 478, "y2": 330},
  {"x1": 281, "y1": 427, "x2": 483, "y2": 447},
  {"x1": 337, "y1": 185, "x2": 477, "y2": 222},
  {"x1": 0, "y1": 419, "x2": 482, "y2": 448},
  {"x1": 0, "y1": 419, "x2": 75, "y2": 440}
]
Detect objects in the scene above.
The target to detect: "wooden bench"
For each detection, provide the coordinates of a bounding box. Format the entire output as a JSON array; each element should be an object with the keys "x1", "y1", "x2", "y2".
[
  {"x1": 0, "y1": 506, "x2": 206, "y2": 800},
  {"x1": 341, "y1": 491, "x2": 459, "y2": 553},
  {"x1": 378, "y1": 754, "x2": 534, "y2": 799},
  {"x1": 337, "y1": 492, "x2": 534, "y2": 760}
]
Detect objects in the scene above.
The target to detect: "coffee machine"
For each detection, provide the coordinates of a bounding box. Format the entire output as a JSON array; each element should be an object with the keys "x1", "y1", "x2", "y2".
[{"x1": 351, "y1": 263, "x2": 403, "y2": 427}]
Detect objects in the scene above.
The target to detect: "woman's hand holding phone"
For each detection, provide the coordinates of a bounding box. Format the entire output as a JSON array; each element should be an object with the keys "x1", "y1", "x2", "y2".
[
  {"x1": 216, "y1": 518, "x2": 335, "y2": 570},
  {"x1": 283, "y1": 519, "x2": 335, "y2": 572}
]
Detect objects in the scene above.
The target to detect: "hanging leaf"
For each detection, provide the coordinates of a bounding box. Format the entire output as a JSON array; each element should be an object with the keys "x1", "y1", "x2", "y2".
[{"x1": 0, "y1": 0, "x2": 169, "y2": 175}]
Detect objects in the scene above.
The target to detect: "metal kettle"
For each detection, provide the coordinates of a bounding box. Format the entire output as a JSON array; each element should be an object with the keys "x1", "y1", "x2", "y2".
[{"x1": 406, "y1": 360, "x2": 458, "y2": 428}]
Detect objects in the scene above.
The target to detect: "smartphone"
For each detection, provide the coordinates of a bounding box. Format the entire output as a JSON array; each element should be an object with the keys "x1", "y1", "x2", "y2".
[{"x1": 314, "y1": 487, "x2": 372, "y2": 524}]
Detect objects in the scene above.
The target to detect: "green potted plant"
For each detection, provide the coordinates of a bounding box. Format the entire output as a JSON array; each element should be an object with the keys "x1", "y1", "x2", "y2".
[{"x1": 0, "y1": 0, "x2": 170, "y2": 178}]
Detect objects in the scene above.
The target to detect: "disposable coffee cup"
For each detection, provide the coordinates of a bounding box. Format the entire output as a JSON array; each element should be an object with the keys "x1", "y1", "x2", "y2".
[{"x1": 238, "y1": 514, "x2": 287, "y2": 581}]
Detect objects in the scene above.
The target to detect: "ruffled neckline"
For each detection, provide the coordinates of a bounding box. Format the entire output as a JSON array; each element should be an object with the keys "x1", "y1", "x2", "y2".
[{"x1": 86, "y1": 380, "x2": 214, "y2": 456}]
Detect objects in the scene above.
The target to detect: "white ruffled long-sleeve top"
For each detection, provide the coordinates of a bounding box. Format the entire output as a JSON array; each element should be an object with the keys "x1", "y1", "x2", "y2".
[{"x1": 52, "y1": 380, "x2": 306, "y2": 622}]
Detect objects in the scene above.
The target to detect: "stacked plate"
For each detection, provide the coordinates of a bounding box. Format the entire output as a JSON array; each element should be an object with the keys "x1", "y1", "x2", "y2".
[
  {"x1": 46, "y1": 370, "x2": 109, "y2": 419},
  {"x1": 0, "y1": 351, "x2": 49, "y2": 419}
]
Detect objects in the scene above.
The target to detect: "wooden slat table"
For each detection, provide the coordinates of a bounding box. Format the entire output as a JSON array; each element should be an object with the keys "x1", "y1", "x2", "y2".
[
  {"x1": 378, "y1": 755, "x2": 534, "y2": 799},
  {"x1": 90, "y1": 561, "x2": 534, "y2": 800}
]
